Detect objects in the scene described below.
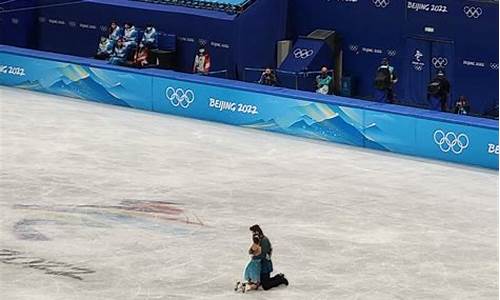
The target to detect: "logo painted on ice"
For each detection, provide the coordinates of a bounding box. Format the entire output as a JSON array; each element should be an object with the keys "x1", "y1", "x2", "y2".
[
  {"x1": 463, "y1": 6, "x2": 482, "y2": 19},
  {"x1": 373, "y1": 0, "x2": 390, "y2": 8},
  {"x1": 412, "y1": 50, "x2": 425, "y2": 71},
  {"x1": 433, "y1": 130, "x2": 470, "y2": 154},
  {"x1": 293, "y1": 48, "x2": 314, "y2": 59},
  {"x1": 165, "y1": 87, "x2": 195, "y2": 109},
  {"x1": 432, "y1": 57, "x2": 448, "y2": 69}
]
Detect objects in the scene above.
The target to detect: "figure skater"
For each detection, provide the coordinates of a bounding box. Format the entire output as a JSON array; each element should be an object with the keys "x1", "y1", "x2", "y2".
[{"x1": 235, "y1": 234, "x2": 262, "y2": 293}]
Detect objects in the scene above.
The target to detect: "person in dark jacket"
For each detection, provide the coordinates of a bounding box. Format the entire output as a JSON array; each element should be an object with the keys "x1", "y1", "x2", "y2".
[
  {"x1": 258, "y1": 68, "x2": 278, "y2": 86},
  {"x1": 454, "y1": 96, "x2": 470, "y2": 115},
  {"x1": 427, "y1": 69, "x2": 451, "y2": 112},
  {"x1": 249, "y1": 224, "x2": 288, "y2": 290},
  {"x1": 374, "y1": 58, "x2": 398, "y2": 103}
]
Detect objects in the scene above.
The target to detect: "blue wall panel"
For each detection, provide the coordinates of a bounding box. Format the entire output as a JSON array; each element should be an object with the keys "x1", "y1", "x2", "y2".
[
  {"x1": 288, "y1": 0, "x2": 499, "y2": 115},
  {"x1": 0, "y1": 46, "x2": 497, "y2": 169}
]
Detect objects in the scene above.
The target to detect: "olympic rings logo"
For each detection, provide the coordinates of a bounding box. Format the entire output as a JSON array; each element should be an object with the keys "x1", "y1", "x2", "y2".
[
  {"x1": 348, "y1": 44, "x2": 359, "y2": 52},
  {"x1": 293, "y1": 48, "x2": 314, "y2": 59},
  {"x1": 373, "y1": 0, "x2": 390, "y2": 8},
  {"x1": 433, "y1": 130, "x2": 470, "y2": 154},
  {"x1": 387, "y1": 49, "x2": 397, "y2": 57},
  {"x1": 490, "y1": 63, "x2": 499, "y2": 70},
  {"x1": 413, "y1": 65, "x2": 423, "y2": 71},
  {"x1": 463, "y1": 6, "x2": 482, "y2": 19},
  {"x1": 165, "y1": 87, "x2": 195, "y2": 109},
  {"x1": 432, "y1": 57, "x2": 448, "y2": 69}
]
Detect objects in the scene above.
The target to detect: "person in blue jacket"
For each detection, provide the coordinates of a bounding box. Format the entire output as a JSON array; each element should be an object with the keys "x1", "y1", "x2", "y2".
[
  {"x1": 123, "y1": 22, "x2": 138, "y2": 50},
  {"x1": 95, "y1": 36, "x2": 114, "y2": 60},
  {"x1": 109, "y1": 38, "x2": 128, "y2": 66},
  {"x1": 108, "y1": 21, "x2": 122, "y2": 43},
  {"x1": 141, "y1": 24, "x2": 158, "y2": 49}
]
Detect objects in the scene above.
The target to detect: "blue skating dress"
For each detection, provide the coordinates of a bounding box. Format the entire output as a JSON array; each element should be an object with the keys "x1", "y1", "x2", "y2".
[{"x1": 244, "y1": 257, "x2": 261, "y2": 283}]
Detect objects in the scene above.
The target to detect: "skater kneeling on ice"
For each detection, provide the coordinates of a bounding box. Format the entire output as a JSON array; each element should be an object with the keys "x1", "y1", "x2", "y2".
[
  {"x1": 239, "y1": 234, "x2": 262, "y2": 292},
  {"x1": 250, "y1": 224, "x2": 288, "y2": 290}
]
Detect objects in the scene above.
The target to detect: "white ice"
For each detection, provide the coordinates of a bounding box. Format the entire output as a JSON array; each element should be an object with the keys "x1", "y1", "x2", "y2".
[{"x1": 0, "y1": 86, "x2": 498, "y2": 300}]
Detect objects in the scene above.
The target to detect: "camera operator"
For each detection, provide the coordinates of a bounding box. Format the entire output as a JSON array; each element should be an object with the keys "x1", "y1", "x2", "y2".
[
  {"x1": 258, "y1": 68, "x2": 278, "y2": 86},
  {"x1": 374, "y1": 58, "x2": 398, "y2": 103},
  {"x1": 427, "y1": 69, "x2": 450, "y2": 112},
  {"x1": 454, "y1": 96, "x2": 470, "y2": 115}
]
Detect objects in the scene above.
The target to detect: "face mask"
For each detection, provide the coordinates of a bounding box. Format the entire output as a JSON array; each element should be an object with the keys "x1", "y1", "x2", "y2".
[{"x1": 199, "y1": 49, "x2": 205, "y2": 54}]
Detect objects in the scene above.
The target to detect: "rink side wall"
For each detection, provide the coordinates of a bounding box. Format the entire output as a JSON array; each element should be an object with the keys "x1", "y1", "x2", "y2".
[{"x1": 0, "y1": 45, "x2": 498, "y2": 169}]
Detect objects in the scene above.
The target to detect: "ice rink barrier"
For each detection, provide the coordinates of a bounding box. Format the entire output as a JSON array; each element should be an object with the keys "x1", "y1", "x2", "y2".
[{"x1": 0, "y1": 45, "x2": 498, "y2": 169}]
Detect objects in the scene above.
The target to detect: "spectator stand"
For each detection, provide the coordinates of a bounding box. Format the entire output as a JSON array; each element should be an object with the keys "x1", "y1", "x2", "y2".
[{"x1": 132, "y1": 0, "x2": 256, "y2": 14}]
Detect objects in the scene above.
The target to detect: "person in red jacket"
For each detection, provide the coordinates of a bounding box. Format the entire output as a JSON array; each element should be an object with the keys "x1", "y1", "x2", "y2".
[{"x1": 193, "y1": 46, "x2": 211, "y2": 75}]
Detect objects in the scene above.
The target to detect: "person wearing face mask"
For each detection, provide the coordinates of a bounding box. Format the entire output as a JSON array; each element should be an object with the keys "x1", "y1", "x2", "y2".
[
  {"x1": 193, "y1": 46, "x2": 211, "y2": 75},
  {"x1": 454, "y1": 96, "x2": 470, "y2": 115},
  {"x1": 122, "y1": 22, "x2": 138, "y2": 50},
  {"x1": 258, "y1": 68, "x2": 278, "y2": 86},
  {"x1": 95, "y1": 36, "x2": 114, "y2": 60},
  {"x1": 129, "y1": 43, "x2": 152, "y2": 68},
  {"x1": 141, "y1": 24, "x2": 158, "y2": 49},
  {"x1": 315, "y1": 66, "x2": 333, "y2": 95},
  {"x1": 108, "y1": 21, "x2": 122, "y2": 43},
  {"x1": 108, "y1": 38, "x2": 128, "y2": 66}
]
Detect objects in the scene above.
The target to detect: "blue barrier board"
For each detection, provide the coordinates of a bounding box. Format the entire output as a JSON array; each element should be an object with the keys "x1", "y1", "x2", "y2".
[{"x1": 0, "y1": 46, "x2": 497, "y2": 169}]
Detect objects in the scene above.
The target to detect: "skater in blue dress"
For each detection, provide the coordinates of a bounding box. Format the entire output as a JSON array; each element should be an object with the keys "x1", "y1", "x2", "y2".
[{"x1": 240, "y1": 234, "x2": 262, "y2": 292}]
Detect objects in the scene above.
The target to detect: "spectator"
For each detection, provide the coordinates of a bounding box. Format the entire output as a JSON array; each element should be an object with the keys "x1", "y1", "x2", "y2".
[
  {"x1": 374, "y1": 58, "x2": 398, "y2": 103},
  {"x1": 258, "y1": 68, "x2": 278, "y2": 86},
  {"x1": 129, "y1": 43, "x2": 152, "y2": 68},
  {"x1": 141, "y1": 24, "x2": 158, "y2": 49},
  {"x1": 108, "y1": 21, "x2": 122, "y2": 43},
  {"x1": 454, "y1": 96, "x2": 470, "y2": 115},
  {"x1": 95, "y1": 36, "x2": 114, "y2": 60},
  {"x1": 109, "y1": 38, "x2": 128, "y2": 66},
  {"x1": 193, "y1": 46, "x2": 211, "y2": 75},
  {"x1": 315, "y1": 66, "x2": 332, "y2": 95},
  {"x1": 123, "y1": 22, "x2": 138, "y2": 49},
  {"x1": 427, "y1": 69, "x2": 450, "y2": 112}
]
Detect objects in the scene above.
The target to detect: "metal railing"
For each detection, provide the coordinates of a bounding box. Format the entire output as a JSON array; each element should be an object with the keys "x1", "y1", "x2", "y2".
[{"x1": 243, "y1": 67, "x2": 334, "y2": 90}]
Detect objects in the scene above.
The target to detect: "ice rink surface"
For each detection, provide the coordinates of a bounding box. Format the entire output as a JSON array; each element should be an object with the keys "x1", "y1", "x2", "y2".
[{"x1": 0, "y1": 86, "x2": 498, "y2": 300}]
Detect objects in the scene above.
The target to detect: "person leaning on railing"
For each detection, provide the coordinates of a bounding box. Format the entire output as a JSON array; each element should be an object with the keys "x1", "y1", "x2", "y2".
[
  {"x1": 315, "y1": 66, "x2": 333, "y2": 95},
  {"x1": 258, "y1": 68, "x2": 278, "y2": 86},
  {"x1": 454, "y1": 96, "x2": 470, "y2": 115},
  {"x1": 193, "y1": 46, "x2": 211, "y2": 75}
]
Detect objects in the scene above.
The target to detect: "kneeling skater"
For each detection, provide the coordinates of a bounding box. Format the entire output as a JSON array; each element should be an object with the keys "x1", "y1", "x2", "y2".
[{"x1": 236, "y1": 234, "x2": 262, "y2": 292}]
